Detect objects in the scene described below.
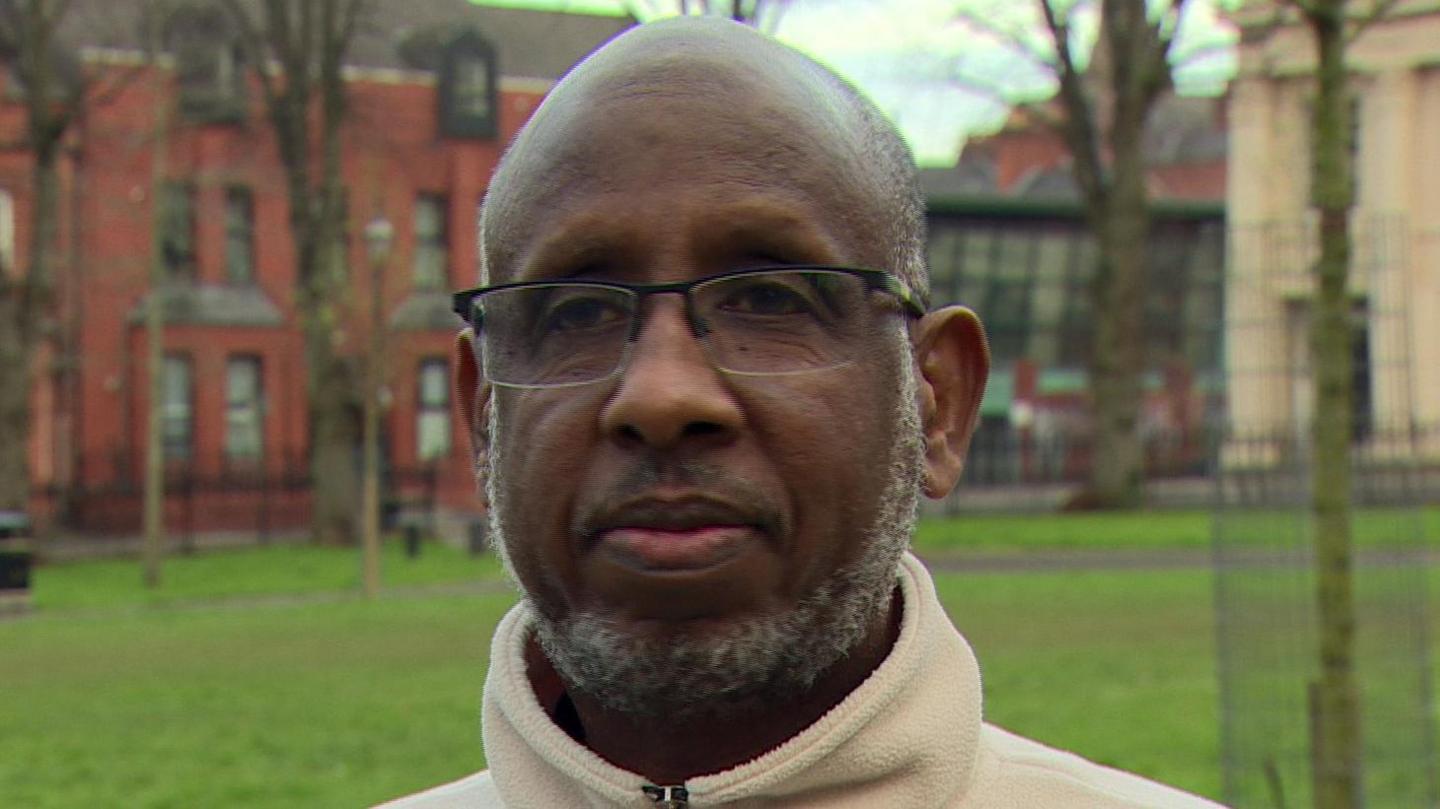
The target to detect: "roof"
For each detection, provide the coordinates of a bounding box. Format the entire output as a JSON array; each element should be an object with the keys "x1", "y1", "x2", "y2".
[
  {"x1": 54, "y1": 0, "x2": 634, "y2": 82},
  {"x1": 924, "y1": 93, "x2": 1227, "y2": 204},
  {"x1": 354, "y1": 1, "x2": 634, "y2": 80}
]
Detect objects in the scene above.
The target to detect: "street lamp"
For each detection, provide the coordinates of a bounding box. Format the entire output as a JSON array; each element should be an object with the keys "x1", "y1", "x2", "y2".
[{"x1": 361, "y1": 215, "x2": 393, "y2": 599}]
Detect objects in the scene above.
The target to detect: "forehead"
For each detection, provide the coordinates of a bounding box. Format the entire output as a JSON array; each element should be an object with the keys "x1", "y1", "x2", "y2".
[{"x1": 483, "y1": 29, "x2": 884, "y2": 281}]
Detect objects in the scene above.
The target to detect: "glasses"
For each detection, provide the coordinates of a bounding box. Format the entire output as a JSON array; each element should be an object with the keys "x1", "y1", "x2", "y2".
[{"x1": 452, "y1": 266, "x2": 925, "y2": 389}]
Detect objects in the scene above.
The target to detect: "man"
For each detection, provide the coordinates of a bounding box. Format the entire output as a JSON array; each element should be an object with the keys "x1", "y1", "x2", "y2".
[{"x1": 385, "y1": 17, "x2": 1223, "y2": 809}]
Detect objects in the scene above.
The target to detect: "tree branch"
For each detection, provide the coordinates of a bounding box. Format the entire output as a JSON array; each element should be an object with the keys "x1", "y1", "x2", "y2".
[
  {"x1": 1040, "y1": 0, "x2": 1105, "y2": 204},
  {"x1": 1347, "y1": 0, "x2": 1402, "y2": 43},
  {"x1": 952, "y1": 6, "x2": 1057, "y2": 74},
  {"x1": 218, "y1": 0, "x2": 279, "y2": 116}
]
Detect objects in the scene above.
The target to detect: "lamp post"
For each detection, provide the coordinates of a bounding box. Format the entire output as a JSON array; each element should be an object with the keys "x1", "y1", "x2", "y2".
[{"x1": 361, "y1": 214, "x2": 393, "y2": 599}]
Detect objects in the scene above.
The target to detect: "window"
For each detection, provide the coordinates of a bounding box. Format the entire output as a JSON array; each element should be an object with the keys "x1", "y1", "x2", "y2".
[
  {"x1": 417, "y1": 358, "x2": 451, "y2": 462},
  {"x1": 162, "y1": 355, "x2": 194, "y2": 461},
  {"x1": 160, "y1": 183, "x2": 197, "y2": 281},
  {"x1": 225, "y1": 355, "x2": 264, "y2": 461},
  {"x1": 438, "y1": 29, "x2": 498, "y2": 139},
  {"x1": 224, "y1": 187, "x2": 254, "y2": 284},
  {"x1": 0, "y1": 189, "x2": 13, "y2": 275},
  {"x1": 413, "y1": 194, "x2": 449, "y2": 291},
  {"x1": 1027, "y1": 232, "x2": 1077, "y2": 366},
  {"x1": 984, "y1": 229, "x2": 1035, "y2": 362},
  {"x1": 452, "y1": 56, "x2": 493, "y2": 119},
  {"x1": 1057, "y1": 236, "x2": 1097, "y2": 368},
  {"x1": 168, "y1": 3, "x2": 246, "y2": 123}
]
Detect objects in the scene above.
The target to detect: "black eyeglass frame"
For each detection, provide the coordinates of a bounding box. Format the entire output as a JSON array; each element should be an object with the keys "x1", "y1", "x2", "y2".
[{"x1": 450, "y1": 265, "x2": 928, "y2": 328}]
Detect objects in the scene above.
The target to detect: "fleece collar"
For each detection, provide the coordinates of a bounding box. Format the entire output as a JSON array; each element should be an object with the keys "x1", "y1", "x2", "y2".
[{"x1": 480, "y1": 553, "x2": 984, "y2": 808}]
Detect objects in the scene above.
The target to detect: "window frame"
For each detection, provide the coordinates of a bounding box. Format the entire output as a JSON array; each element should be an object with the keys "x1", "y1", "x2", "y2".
[
  {"x1": 416, "y1": 357, "x2": 452, "y2": 463},
  {"x1": 224, "y1": 354, "x2": 265, "y2": 464},
  {"x1": 412, "y1": 193, "x2": 450, "y2": 292},
  {"x1": 161, "y1": 353, "x2": 195, "y2": 462}
]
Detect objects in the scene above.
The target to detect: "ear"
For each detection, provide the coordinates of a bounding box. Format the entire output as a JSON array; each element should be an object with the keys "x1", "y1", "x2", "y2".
[
  {"x1": 454, "y1": 328, "x2": 493, "y2": 509},
  {"x1": 912, "y1": 306, "x2": 989, "y2": 499}
]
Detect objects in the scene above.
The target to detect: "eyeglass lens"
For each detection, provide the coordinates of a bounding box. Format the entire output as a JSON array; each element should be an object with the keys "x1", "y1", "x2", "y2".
[{"x1": 473, "y1": 270, "x2": 875, "y2": 388}]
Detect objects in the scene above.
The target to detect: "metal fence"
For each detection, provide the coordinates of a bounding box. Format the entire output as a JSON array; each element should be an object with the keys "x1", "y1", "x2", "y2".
[
  {"x1": 1215, "y1": 216, "x2": 1437, "y2": 808},
  {"x1": 1213, "y1": 426, "x2": 1438, "y2": 809},
  {"x1": 34, "y1": 450, "x2": 439, "y2": 545}
]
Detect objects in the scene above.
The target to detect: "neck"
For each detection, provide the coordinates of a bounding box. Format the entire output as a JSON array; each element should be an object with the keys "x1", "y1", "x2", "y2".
[{"x1": 528, "y1": 590, "x2": 903, "y2": 785}]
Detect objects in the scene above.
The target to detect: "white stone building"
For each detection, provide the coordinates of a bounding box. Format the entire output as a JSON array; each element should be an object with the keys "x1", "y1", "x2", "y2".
[{"x1": 1226, "y1": 1, "x2": 1440, "y2": 460}]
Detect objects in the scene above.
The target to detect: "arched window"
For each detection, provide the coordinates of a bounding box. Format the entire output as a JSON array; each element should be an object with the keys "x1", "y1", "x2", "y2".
[
  {"x1": 166, "y1": 3, "x2": 246, "y2": 123},
  {"x1": 438, "y1": 29, "x2": 498, "y2": 140}
]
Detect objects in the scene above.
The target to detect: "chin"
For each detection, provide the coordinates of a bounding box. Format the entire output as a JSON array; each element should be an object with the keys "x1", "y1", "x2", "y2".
[{"x1": 530, "y1": 527, "x2": 907, "y2": 720}]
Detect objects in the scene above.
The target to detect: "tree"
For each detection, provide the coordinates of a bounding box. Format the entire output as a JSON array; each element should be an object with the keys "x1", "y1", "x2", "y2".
[
  {"x1": 219, "y1": 0, "x2": 370, "y2": 546},
  {"x1": 627, "y1": 0, "x2": 792, "y2": 31},
  {"x1": 1277, "y1": 2, "x2": 1400, "y2": 805},
  {"x1": 0, "y1": 1, "x2": 87, "y2": 516},
  {"x1": 954, "y1": 0, "x2": 1221, "y2": 507}
]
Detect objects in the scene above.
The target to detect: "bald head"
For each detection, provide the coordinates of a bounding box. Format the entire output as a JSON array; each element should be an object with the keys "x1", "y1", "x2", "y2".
[{"x1": 479, "y1": 18, "x2": 928, "y2": 303}]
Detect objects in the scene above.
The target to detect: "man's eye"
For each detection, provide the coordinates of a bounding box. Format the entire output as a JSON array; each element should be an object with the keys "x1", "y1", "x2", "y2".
[
  {"x1": 718, "y1": 282, "x2": 813, "y2": 316},
  {"x1": 540, "y1": 295, "x2": 627, "y2": 333}
]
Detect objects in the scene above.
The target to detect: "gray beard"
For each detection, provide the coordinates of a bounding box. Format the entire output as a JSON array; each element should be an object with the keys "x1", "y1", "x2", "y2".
[{"x1": 484, "y1": 360, "x2": 925, "y2": 720}]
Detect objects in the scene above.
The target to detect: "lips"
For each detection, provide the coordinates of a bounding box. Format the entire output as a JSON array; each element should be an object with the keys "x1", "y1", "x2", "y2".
[{"x1": 583, "y1": 497, "x2": 769, "y2": 572}]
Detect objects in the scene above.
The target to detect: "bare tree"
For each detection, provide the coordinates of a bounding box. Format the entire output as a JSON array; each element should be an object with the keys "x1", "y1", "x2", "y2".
[
  {"x1": 627, "y1": 0, "x2": 792, "y2": 31},
  {"x1": 0, "y1": 0, "x2": 87, "y2": 516},
  {"x1": 1275, "y1": 2, "x2": 1400, "y2": 805},
  {"x1": 219, "y1": 0, "x2": 370, "y2": 546},
  {"x1": 954, "y1": 0, "x2": 1212, "y2": 508}
]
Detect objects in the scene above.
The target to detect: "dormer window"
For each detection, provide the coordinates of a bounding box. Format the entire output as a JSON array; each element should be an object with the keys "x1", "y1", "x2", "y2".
[
  {"x1": 166, "y1": 3, "x2": 245, "y2": 124},
  {"x1": 438, "y1": 29, "x2": 498, "y2": 140}
]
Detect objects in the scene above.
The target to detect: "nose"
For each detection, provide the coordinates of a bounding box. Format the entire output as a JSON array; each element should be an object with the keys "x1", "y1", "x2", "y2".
[{"x1": 598, "y1": 295, "x2": 743, "y2": 450}]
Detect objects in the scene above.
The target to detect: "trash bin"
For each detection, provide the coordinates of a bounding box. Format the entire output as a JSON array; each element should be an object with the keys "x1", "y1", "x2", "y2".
[{"x1": 0, "y1": 511, "x2": 33, "y2": 615}]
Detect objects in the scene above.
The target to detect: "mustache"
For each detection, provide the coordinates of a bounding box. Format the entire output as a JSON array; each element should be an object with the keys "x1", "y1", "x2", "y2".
[{"x1": 571, "y1": 458, "x2": 784, "y2": 540}]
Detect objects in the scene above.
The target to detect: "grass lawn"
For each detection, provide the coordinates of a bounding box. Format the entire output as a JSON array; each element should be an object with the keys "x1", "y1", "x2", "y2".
[
  {"x1": 913, "y1": 506, "x2": 1440, "y2": 555},
  {"x1": 5, "y1": 506, "x2": 1435, "y2": 807},
  {"x1": 30, "y1": 539, "x2": 505, "y2": 612},
  {"x1": 939, "y1": 570, "x2": 1221, "y2": 799},
  {"x1": 915, "y1": 509, "x2": 1215, "y2": 554},
  {"x1": 2, "y1": 538, "x2": 1230, "y2": 808}
]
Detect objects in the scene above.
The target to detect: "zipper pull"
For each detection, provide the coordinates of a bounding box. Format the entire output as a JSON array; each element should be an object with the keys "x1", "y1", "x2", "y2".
[{"x1": 641, "y1": 783, "x2": 690, "y2": 807}]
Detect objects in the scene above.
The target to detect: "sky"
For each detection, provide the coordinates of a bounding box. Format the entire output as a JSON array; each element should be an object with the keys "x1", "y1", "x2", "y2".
[{"x1": 471, "y1": 0, "x2": 1240, "y2": 167}]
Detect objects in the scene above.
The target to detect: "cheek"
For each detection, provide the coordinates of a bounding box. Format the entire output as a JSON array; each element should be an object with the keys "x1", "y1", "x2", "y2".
[
  {"x1": 493, "y1": 392, "x2": 599, "y2": 607},
  {"x1": 744, "y1": 358, "x2": 906, "y2": 578}
]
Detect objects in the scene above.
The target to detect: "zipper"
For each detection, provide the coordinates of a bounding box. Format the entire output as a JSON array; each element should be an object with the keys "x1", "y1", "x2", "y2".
[{"x1": 641, "y1": 783, "x2": 690, "y2": 807}]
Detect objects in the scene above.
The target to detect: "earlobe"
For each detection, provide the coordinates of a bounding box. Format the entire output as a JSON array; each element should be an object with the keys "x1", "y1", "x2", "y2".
[
  {"x1": 913, "y1": 306, "x2": 990, "y2": 499},
  {"x1": 454, "y1": 329, "x2": 493, "y2": 509}
]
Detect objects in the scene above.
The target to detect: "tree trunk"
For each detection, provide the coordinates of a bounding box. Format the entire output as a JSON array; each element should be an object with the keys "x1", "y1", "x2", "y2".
[
  {"x1": 249, "y1": 0, "x2": 363, "y2": 548},
  {"x1": 1087, "y1": 189, "x2": 1148, "y2": 509},
  {"x1": 0, "y1": 141, "x2": 62, "y2": 514},
  {"x1": 306, "y1": 322, "x2": 360, "y2": 547},
  {"x1": 0, "y1": 293, "x2": 32, "y2": 513},
  {"x1": 142, "y1": 47, "x2": 171, "y2": 590},
  {"x1": 1083, "y1": 49, "x2": 1152, "y2": 510},
  {"x1": 1305, "y1": 3, "x2": 1362, "y2": 806}
]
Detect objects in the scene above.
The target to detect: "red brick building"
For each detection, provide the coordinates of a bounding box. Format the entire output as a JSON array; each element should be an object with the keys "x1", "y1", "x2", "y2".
[{"x1": 2, "y1": 1, "x2": 630, "y2": 538}]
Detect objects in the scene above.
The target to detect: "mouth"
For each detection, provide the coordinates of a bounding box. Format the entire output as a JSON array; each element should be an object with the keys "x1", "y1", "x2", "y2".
[{"x1": 584, "y1": 496, "x2": 770, "y2": 573}]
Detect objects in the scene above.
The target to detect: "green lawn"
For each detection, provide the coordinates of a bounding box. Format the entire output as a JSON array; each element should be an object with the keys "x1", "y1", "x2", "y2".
[
  {"x1": 4, "y1": 510, "x2": 1434, "y2": 807},
  {"x1": 30, "y1": 539, "x2": 505, "y2": 612},
  {"x1": 914, "y1": 509, "x2": 1215, "y2": 553},
  {"x1": 913, "y1": 507, "x2": 1440, "y2": 555}
]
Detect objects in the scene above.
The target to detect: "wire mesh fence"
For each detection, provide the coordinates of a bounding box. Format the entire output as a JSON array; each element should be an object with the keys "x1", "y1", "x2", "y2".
[
  {"x1": 1213, "y1": 428, "x2": 1437, "y2": 809},
  {"x1": 1215, "y1": 216, "x2": 1438, "y2": 808}
]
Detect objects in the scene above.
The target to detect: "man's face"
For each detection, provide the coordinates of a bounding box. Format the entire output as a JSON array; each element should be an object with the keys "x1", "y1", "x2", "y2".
[{"x1": 477, "y1": 57, "x2": 923, "y2": 713}]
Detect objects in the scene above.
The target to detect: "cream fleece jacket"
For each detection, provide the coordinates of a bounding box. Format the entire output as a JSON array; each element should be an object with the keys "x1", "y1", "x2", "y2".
[{"x1": 381, "y1": 554, "x2": 1225, "y2": 808}]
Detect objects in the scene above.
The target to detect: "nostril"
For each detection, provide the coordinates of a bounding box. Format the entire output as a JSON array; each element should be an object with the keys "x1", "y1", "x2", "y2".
[{"x1": 682, "y1": 421, "x2": 726, "y2": 439}]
